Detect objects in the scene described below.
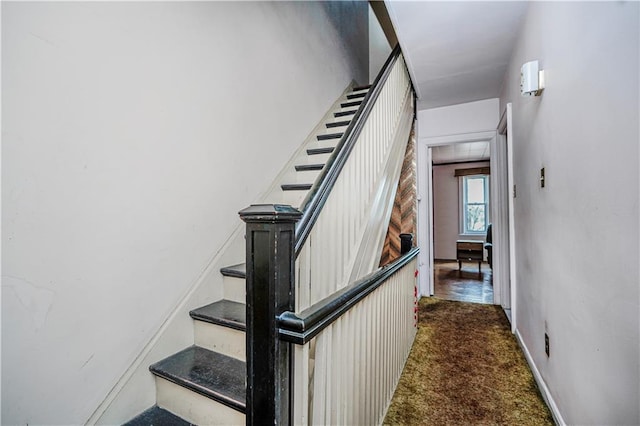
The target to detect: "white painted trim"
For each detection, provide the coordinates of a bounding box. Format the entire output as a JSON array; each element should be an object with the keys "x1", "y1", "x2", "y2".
[
  {"x1": 487, "y1": 132, "x2": 502, "y2": 306},
  {"x1": 498, "y1": 103, "x2": 517, "y2": 333},
  {"x1": 426, "y1": 147, "x2": 434, "y2": 297},
  {"x1": 515, "y1": 329, "x2": 566, "y2": 426},
  {"x1": 422, "y1": 130, "x2": 497, "y2": 147},
  {"x1": 416, "y1": 141, "x2": 433, "y2": 297},
  {"x1": 418, "y1": 131, "x2": 508, "y2": 305}
]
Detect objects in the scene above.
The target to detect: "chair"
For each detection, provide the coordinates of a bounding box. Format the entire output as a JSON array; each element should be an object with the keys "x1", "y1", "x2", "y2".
[{"x1": 484, "y1": 223, "x2": 493, "y2": 269}]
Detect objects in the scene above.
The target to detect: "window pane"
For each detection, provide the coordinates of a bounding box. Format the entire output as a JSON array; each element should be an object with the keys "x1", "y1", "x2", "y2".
[
  {"x1": 466, "y1": 205, "x2": 486, "y2": 232},
  {"x1": 466, "y1": 177, "x2": 485, "y2": 203}
]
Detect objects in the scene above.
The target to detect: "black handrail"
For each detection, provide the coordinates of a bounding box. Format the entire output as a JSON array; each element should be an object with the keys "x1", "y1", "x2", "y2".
[
  {"x1": 294, "y1": 44, "x2": 405, "y2": 255},
  {"x1": 278, "y1": 247, "x2": 419, "y2": 345}
]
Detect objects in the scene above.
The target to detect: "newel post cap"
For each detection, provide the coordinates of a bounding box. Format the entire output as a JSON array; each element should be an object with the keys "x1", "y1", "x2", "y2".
[{"x1": 239, "y1": 204, "x2": 302, "y2": 223}]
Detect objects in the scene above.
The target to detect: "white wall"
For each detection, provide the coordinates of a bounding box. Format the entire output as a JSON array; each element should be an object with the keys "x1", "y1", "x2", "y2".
[
  {"x1": 418, "y1": 98, "x2": 499, "y2": 138},
  {"x1": 433, "y1": 161, "x2": 490, "y2": 260},
  {"x1": 1, "y1": 2, "x2": 368, "y2": 424},
  {"x1": 369, "y1": 5, "x2": 391, "y2": 83},
  {"x1": 499, "y1": 3, "x2": 639, "y2": 424}
]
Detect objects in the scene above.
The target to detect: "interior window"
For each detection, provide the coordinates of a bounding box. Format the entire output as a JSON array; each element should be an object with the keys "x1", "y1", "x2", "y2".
[{"x1": 462, "y1": 175, "x2": 489, "y2": 234}]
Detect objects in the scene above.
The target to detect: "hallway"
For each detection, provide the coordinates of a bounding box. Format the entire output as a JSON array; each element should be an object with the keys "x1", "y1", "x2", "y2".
[{"x1": 384, "y1": 298, "x2": 553, "y2": 425}]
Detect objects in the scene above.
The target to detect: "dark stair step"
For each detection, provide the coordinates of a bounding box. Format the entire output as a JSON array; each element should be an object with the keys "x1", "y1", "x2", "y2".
[
  {"x1": 295, "y1": 164, "x2": 324, "y2": 171},
  {"x1": 340, "y1": 100, "x2": 362, "y2": 108},
  {"x1": 190, "y1": 300, "x2": 245, "y2": 331},
  {"x1": 220, "y1": 263, "x2": 246, "y2": 279},
  {"x1": 307, "y1": 147, "x2": 335, "y2": 155},
  {"x1": 352, "y1": 84, "x2": 372, "y2": 91},
  {"x1": 317, "y1": 133, "x2": 343, "y2": 141},
  {"x1": 347, "y1": 92, "x2": 367, "y2": 100},
  {"x1": 281, "y1": 183, "x2": 312, "y2": 191},
  {"x1": 334, "y1": 110, "x2": 357, "y2": 118},
  {"x1": 326, "y1": 120, "x2": 351, "y2": 128},
  {"x1": 124, "y1": 406, "x2": 193, "y2": 426},
  {"x1": 150, "y1": 346, "x2": 246, "y2": 413}
]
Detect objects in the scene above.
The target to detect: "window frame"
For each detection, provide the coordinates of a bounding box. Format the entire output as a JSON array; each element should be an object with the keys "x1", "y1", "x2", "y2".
[{"x1": 460, "y1": 174, "x2": 490, "y2": 235}]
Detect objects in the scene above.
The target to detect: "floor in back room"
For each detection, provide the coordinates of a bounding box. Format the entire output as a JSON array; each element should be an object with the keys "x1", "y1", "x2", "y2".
[{"x1": 433, "y1": 259, "x2": 493, "y2": 304}]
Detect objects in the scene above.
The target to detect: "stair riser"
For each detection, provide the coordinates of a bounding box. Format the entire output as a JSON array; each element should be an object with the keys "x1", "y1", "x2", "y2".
[
  {"x1": 300, "y1": 152, "x2": 332, "y2": 164},
  {"x1": 280, "y1": 188, "x2": 309, "y2": 208},
  {"x1": 223, "y1": 276, "x2": 245, "y2": 304},
  {"x1": 337, "y1": 106, "x2": 359, "y2": 114},
  {"x1": 287, "y1": 169, "x2": 321, "y2": 184},
  {"x1": 194, "y1": 322, "x2": 245, "y2": 361},
  {"x1": 328, "y1": 115, "x2": 353, "y2": 125},
  {"x1": 155, "y1": 377, "x2": 245, "y2": 425},
  {"x1": 347, "y1": 92, "x2": 367, "y2": 100}
]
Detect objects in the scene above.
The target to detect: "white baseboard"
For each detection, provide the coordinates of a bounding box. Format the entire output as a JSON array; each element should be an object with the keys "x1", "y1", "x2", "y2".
[{"x1": 515, "y1": 329, "x2": 566, "y2": 426}]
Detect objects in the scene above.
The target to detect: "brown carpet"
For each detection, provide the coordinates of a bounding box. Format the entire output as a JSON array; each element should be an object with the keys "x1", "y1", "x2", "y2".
[{"x1": 384, "y1": 298, "x2": 554, "y2": 425}]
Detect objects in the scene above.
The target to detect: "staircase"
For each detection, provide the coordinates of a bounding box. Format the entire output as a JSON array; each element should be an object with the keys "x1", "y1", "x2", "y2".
[{"x1": 124, "y1": 85, "x2": 371, "y2": 425}]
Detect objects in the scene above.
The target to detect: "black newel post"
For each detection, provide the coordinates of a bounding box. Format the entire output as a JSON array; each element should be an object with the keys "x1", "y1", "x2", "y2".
[
  {"x1": 400, "y1": 233, "x2": 413, "y2": 255},
  {"x1": 239, "y1": 204, "x2": 302, "y2": 426}
]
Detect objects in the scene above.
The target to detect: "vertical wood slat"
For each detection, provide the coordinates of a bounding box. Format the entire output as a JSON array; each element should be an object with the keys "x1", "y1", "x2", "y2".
[
  {"x1": 290, "y1": 54, "x2": 415, "y2": 425},
  {"x1": 296, "y1": 55, "x2": 413, "y2": 308},
  {"x1": 296, "y1": 257, "x2": 417, "y2": 425}
]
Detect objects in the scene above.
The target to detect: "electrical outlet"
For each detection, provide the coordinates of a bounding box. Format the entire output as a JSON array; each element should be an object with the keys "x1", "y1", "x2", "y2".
[
  {"x1": 545, "y1": 333, "x2": 550, "y2": 357},
  {"x1": 540, "y1": 167, "x2": 546, "y2": 188}
]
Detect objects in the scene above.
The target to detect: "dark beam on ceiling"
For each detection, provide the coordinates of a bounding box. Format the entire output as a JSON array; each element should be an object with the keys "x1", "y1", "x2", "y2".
[{"x1": 369, "y1": 1, "x2": 398, "y2": 48}]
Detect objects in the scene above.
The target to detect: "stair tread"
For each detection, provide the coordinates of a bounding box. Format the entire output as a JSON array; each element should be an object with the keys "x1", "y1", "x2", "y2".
[
  {"x1": 150, "y1": 346, "x2": 246, "y2": 413},
  {"x1": 295, "y1": 164, "x2": 324, "y2": 171},
  {"x1": 340, "y1": 100, "x2": 362, "y2": 108},
  {"x1": 347, "y1": 91, "x2": 367, "y2": 100},
  {"x1": 307, "y1": 147, "x2": 335, "y2": 155},
  {"x1": 317, "y1": 133, "x2": 343, "y2": 141},
  {"x1": 326, "y1": 120, "x2": 351, "y2": 128},
  {"x1": 190, "y1": 300, "x2": 246, "y2": 331},
  {"x1": 220, "y1": 263, "x2": 246, "y2": 279},
  {"x1": 124, "y1": 406, "x2": 193, "y2": 426},
  {"x1": 334, "y1": 110, "x2": 357, "y2": 118},
  {"x1": 282, "y1": 183, "x2": 312, "y2": 191}
]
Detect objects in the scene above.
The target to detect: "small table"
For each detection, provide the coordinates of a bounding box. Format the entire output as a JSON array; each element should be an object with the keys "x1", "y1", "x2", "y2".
[{"x1": 456, "y1": 240, "x2": 484, "y2": 273}]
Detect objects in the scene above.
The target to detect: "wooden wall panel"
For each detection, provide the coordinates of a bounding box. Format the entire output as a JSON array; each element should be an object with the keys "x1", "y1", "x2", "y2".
[{"x1": 379, "y1": 122, "x2": 417, "y2": 266}]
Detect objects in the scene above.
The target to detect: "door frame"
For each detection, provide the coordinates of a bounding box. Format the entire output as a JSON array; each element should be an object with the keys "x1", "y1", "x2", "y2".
[
  {"x1": 498, "y1": 103, "x2": 517, "y2": 332},
  {"x1": 416, "y1": 130, "x2": 509, "y2": 306}
]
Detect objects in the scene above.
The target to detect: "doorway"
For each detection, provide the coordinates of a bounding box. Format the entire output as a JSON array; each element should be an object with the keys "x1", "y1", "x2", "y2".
[
  {"x1": 430, "y1": 147, "x2": 493, "y2": 304},
  {"x1": 417, "y1": 130, "x2": 512, "y2": 314}
]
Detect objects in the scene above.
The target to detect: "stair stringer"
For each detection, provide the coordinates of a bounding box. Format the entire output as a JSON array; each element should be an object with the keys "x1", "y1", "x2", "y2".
[
  {"x1": 89, "y1": 83, "x2": 359, "y2": 425},
  {"x1": 347, "y1": 91, "x2": 414, "y2": 283},
  {"x1": 90, "y1": 223, "x2": 246, "y2": 425},
  {"x1": 259, "y1": 82, "x2": 362, "y2": 208}
]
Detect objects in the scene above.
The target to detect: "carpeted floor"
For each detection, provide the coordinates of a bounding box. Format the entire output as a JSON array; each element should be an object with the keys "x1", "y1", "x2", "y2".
[{"x1": 384, "y1": 298, "x2": 554, "y2": 425}]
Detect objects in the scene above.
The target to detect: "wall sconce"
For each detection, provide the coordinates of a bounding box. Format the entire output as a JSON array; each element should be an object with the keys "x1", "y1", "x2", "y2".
[{"x1": 520, "y1": 60, "x2": 545, "y2": 96}]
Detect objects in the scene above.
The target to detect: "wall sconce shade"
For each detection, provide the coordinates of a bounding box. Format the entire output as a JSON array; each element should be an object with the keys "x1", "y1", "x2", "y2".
[{"x1": 521, "y1": 60, "x2": 545, "y2": 96}]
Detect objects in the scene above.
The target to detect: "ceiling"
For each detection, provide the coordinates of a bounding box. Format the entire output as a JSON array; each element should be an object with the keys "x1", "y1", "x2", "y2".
[
  {"x1": 385, "y1": 1, "x2": 529, "y2": 110},
  {"x1": 431, "y1": 141, "x2": 490, "y2": 165}
]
